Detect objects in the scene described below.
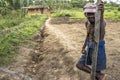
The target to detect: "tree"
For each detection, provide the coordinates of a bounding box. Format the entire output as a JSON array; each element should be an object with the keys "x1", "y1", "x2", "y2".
[
  {"x1": 109, "y1": 1, "x2": 119, "y2": 7},
  {"x1": 0, "y1": 0, "x2": 32, "y2": 15},
  {"x1": 71, "y1": 0, "x2": 88, "y2": 8},
  {"x1": 89, "y1": 0, "x2": 94, "y2": 3},
  {"x1": 5, "y1": 0, "x2": 31, "y2": 9}
]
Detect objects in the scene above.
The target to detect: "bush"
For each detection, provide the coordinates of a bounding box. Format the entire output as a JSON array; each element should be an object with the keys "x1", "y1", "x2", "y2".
[
  {"x1": 118, "y1": 7, "x2": 120, "y2": 11},
  {"x1": 0, "y1": 7, "x2": 11, "y2": 16}
]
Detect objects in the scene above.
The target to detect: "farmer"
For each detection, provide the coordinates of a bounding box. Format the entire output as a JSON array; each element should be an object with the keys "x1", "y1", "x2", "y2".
[{"x1": 76, "y1": 1, "x2": 107, "y2": 80}]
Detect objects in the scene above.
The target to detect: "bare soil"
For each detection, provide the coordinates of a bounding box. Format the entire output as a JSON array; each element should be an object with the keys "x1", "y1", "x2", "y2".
[{"x1": 0, "y1": 17, "x2": 120, "y2": 80}]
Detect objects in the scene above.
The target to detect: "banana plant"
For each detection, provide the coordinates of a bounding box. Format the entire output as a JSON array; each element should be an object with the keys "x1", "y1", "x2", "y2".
[
  {"x1": 20, "y1": 0, "x2": 30, "y2": 7},
  {"x1": 0, "y1": 0, "x2": 9, "y2": 7},
  {"x1": 0, "y1": 0, "x2": 9, "y2": 15}
]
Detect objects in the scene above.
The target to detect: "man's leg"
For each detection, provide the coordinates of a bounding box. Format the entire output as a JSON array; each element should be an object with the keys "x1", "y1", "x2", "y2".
[
  {"x1": 96, "y1": 41, "x2": 107, "y2": 80},
  {"x1": 96, "y1": 72, "x2": 107, "y2": 80},
  {"x1": 76, "y1": 63, "x2": 106, "y2": 80},
  {"x1": 76, "y1": 63, "x2": 91, "y2": 73},
  {"x1": 76, "y1": 48, "x2": 106, "y2": 80}
]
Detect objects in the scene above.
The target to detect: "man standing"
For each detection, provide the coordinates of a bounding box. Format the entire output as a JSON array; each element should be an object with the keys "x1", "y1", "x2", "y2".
[{"x1": 76, "y1": 1, "x2": 107, "y2": 80}]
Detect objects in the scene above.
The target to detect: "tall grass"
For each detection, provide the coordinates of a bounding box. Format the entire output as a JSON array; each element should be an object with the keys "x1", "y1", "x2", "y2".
[
  {"x1": 51, "y1": 9, "x2": 85, "y2": 19},
  {"x1": 0, "y1": 12, "x2": 47, "y2": 66}
]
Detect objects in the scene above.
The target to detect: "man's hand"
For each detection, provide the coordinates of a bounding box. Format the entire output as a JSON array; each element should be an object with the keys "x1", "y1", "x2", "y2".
[
  {"x1": 98, "y1": 1, "x2": 104, "y2": 13},
  {"x1": 81, "y1": 48, "x2": 86, "y2": 54}
]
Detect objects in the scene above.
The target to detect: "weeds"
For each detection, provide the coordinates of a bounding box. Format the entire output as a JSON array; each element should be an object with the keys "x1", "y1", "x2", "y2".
[{"x1": 0, "y1": 13, "x2": 47, "y2": 66}]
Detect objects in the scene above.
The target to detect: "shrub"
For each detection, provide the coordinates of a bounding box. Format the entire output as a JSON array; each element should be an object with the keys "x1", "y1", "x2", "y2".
[
  {"x1": 0, "y1": 7, "x2": 11, "y2": 16},
  {"x1": 118, "y1": 7, "x2": 120, "y2": 11}
]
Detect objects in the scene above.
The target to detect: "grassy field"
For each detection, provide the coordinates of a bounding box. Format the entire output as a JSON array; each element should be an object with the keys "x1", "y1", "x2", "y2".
[
  {"x1": 51, "y1": 7, "x2": 120, "y2": 20},
  {"x1": 0, "y1": 12, "x2": 47, "y2": 66}
]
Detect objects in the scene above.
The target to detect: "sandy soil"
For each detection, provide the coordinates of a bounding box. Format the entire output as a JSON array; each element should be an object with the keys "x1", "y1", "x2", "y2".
[{"x1": 0, "y1": 17, "x2": 120, "y2": 80}]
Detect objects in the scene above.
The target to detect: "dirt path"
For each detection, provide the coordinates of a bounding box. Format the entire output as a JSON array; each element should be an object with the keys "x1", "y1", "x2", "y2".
[
  {"x1": 25, "y1": 17, "x2": 120, "y2": 80},
  {"x1": 0, "y1": 17, "x2": 120, "y2": 80}
]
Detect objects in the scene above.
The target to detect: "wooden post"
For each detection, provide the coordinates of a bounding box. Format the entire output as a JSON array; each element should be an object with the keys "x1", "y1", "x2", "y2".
[{"x1": 91, "y1": 0, "x2": 102, "y2": 80}]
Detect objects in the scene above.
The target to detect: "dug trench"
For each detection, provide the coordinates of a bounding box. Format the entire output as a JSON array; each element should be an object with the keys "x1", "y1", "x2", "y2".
[{"x1": 0, "y1": 17, "x2": 120, "y2": 80}]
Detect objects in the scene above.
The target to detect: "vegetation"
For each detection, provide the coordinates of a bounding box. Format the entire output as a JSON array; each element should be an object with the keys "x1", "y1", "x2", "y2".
[
  {"x1": 104, "y1": 8, "x2": 120, "y2": 20},
  {"x1": 118, "y1": 7, "x2": 120, "y2": 11},
  {"x1": 51, "y1": 9, "x2": 85, "y2": 19},
  {"x1": 0, "y1": 0, "x2": 120, "y2": 15},
  {"x1": 51, "y1": 7, "x2": 120, "y2": 20},
  {"x1": 0, "y1": 12, "x2": 47, "y2": 66}
]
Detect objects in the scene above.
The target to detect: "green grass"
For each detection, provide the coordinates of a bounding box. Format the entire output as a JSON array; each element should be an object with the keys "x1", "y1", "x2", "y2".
[
  {"x1": 0, "y1": 11, "x2": 23, "y2": 30},
  {"x1": 51, "y1": 9, "x2": 85, "y2": 19},
  {"x1": 51, "y1": 8, "x2": 120, "y2": 20},
  {"x1": 0, "y1": 13, "x2": 47, "y2": 66},
  {"x1": 104, "y1": 9, "x2": 120, "y2": 20}
]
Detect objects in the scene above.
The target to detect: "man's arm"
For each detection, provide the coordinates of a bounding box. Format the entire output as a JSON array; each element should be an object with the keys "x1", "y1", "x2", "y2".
[
  {"x1": 98, "y1": 1, "x2": 106, "y2": 41},
  {"x1": 98, "y1": 1, "x2": 104, "y2": 20},
  {"x1": 100, "y1": 19, "x2": 106, "y2": 41},
  {"x1": 82, "y1": 34, "x2": 88, "y2": 54},
  {"x1": 81, "y1": 22, "x2": 89, "y2": 54}
]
